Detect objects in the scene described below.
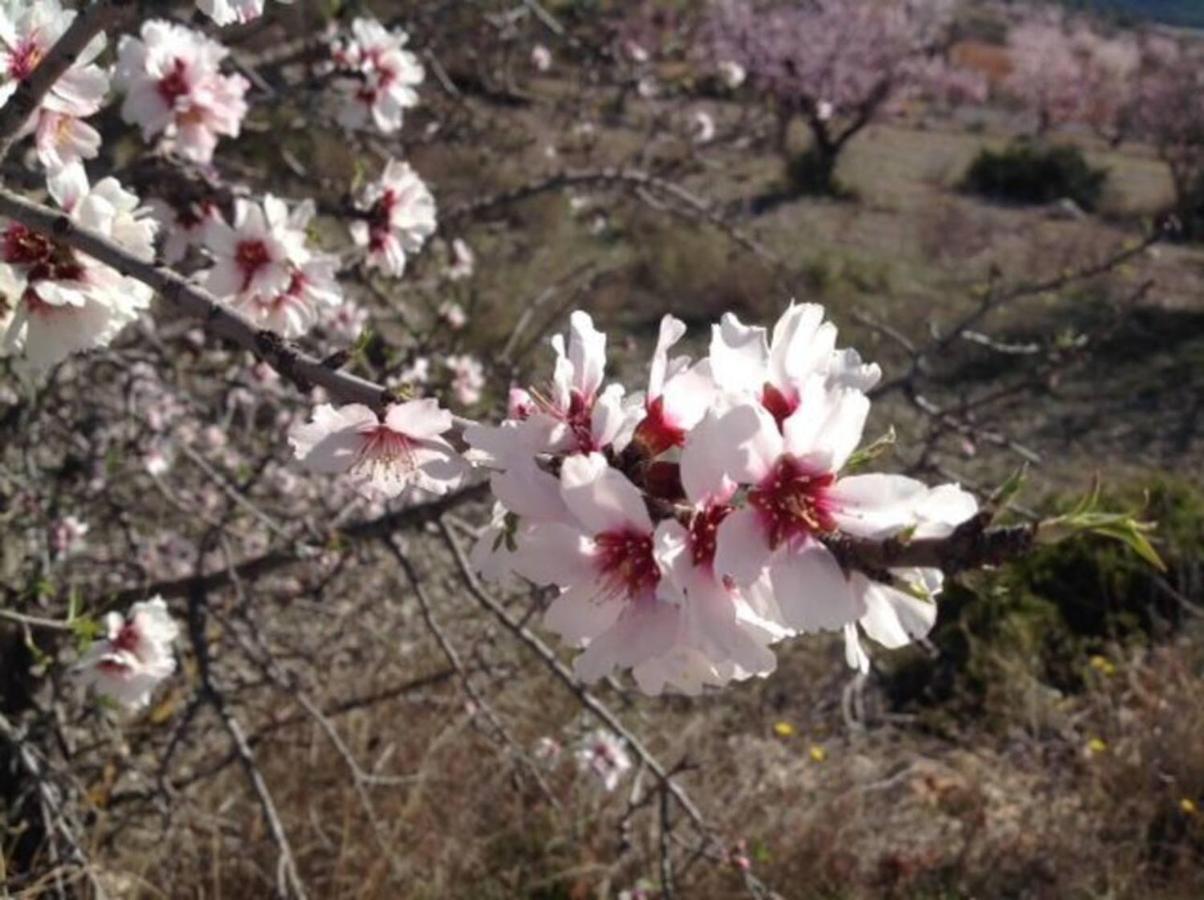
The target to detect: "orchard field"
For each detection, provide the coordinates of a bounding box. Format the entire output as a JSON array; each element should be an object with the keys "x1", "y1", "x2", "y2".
[{"x1": 1, "y1": 1, "x2": 1203, "y2": 898}]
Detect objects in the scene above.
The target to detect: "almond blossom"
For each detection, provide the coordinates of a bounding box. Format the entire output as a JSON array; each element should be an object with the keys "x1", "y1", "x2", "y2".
[
  {"x1": 145, "y1": 198, "x2": 219, "y2": 266},
  {"x1": 0, "y1": 0, "x2": 108, "y2": 172},
  {"x1": 510, "y1": 453, "x2": 681, "y2": 689},
  {"x1": 196, "y1": 0, "x2": 292, "y2": 27},
  {"x1": 330, "y1": 18, "x2": 424, "y2": 134},
  {"x1": 576, "y1": 729, "x2": 632, "y2": 792},
  {"x1": 289, "y1": 399, "x2": 466, "y2": 498},
  {"x1": 351, "y1": 158, "x2": 436, "y2": 278},
  {"x1": 447, "y1": 353, "x2": 485, "y2": 406},
  {"x1": 203, "y1": 194, "x2": 308, "y2": 299},
  {"x1": 1, "y1": 164, "x2": 156, "y2": 374},
  {"x1": 211, "y1": 198, "x2": 342, "y2": 338},
  {"x1": 115, "y1": 21, "x2": 250, "y2": 164},
  {"x1": 710, "y1": 380, "x2": 976, "y2": 633},
  {"x1": 78, "y1": 597, "x2": 179, "y2": 710},
  {"x1": 469, "y1": 303, "x2": 979, "y2": 694}
]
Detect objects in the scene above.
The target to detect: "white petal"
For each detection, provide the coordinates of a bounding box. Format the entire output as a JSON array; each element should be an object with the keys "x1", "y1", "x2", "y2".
[
  {"x1": 769, "y1": 540, "x2": 859, "y2": 632},
  {"x1": 829, "y1": 473, "x2": 930, "y2": 539},
  {"x1": 715, "y1": 403, "x2": 782, "y2": 484},
  {"x1": 560, "y1": 452, "x2": 651, "y2": 535},
  {"x1": 709, "y1": 311, "x2": 768, "y2": 396},
  {"x1": 714, "y1": 507, "x2": 771, "y2": 586}
]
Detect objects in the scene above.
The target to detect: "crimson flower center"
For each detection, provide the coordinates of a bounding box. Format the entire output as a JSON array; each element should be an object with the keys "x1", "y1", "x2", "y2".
[
  {"x1": 594, "y1": 528, "x2": 658, "y2": 600},
  {"x1": 9, "y1": 39, "x2": 44, "y2": 80},
  {"x1": 632, "y1": 394, "x2": 686, "y2": 457},
  {"x1": 235, "y1": 239, "x2": 272, "y2": 287},
  {"x1": 157, "y1": 58, "x2": 192, "y2": 106},
  {"x1": 4, "y1": 224, "x2": 85, "y2": 290},
  {"x1": 748, "y1": 457, "x2": 836, "y2": 549},
  {"x1": 110, "y1": 621, "x2": 141, "y2": 654},
  {"x1": 761, "y1": 383, "x2": 799, "y2": 429},
  {"x1": 688, "y1": 503, "x2": 730, "y2": 570}
]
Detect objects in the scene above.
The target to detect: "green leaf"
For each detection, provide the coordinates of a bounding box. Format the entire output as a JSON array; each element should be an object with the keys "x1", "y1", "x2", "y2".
[
  {"x1": 1038, "y1": 482, "x2": 1166, "y2": 572},
  {"x1": 988, "y1": 462, "x2": 1028, "y2": 513},
  {"x1": 844, "y1": 426, "x2": 896, "y2": 472}
]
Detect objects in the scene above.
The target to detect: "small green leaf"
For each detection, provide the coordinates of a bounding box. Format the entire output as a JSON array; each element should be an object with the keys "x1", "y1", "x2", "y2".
[
  {"x1": 844, "y1": 426, "x2": 895, "y2": 472},
  {"x1": 988, "y1": 462, "x2": 1028, "y2": 513}
]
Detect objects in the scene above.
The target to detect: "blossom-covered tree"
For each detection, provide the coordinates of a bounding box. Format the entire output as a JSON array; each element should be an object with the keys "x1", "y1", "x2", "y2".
[
  {"x1": 1003, "y1": 13, "x2": 1139, "y2": 141},
  {"x1": 708, "y1": 0, "x2": 975, "y2": 194},
  {"x1": 0, "y1": 1, "x2": 1170, "y2": 894}
]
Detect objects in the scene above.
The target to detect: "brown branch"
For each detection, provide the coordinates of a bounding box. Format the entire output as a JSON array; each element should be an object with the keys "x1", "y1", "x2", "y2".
[
  {"x1": 0, "y1": 183, "x2": 393, "y2": 410},
  {"x1": 0, "y1": 1, "x2": 132, "y2": 163},
  {"x1": 827, "y1": 515, "x2": 1037, "y2": 579},
  {"x1": 103, "y1": 480, "x2": 490, "y2": 606}
]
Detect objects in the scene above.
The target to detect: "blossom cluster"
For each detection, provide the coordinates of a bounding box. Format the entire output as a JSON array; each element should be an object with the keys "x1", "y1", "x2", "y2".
[
  {"x1": 115, "y1": 20, "x2": 250, "y2": 164},
  {"x1": 78, "y1": 596, "x2": 179, "y2": 710},
  {"x1": 0, "y1": 0, "x2": 108, "y2": 172},
  {"x1": 460, "y1": 305, "x2": 977, "y2": 693},
  {"x1": 202, "y1": 194, "x2": 342, "y2": 338},
  {"x1": 0, "y1": 163, "x2": 157, "y2": 374},
  {"x1": 329, "y1": 18, "x2": 424, "y2": 134}
]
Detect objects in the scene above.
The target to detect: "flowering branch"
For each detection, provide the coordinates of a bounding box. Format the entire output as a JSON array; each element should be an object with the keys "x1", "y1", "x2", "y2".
[
  {"x1": 0, "y1": 0, "x2": 131, "y2": 162},
  {"x1": 0, "y1": 182, "x2": 394, "y2": 408}
]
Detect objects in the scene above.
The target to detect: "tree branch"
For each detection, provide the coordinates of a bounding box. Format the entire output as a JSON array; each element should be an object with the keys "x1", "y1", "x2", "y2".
[
  {"x1": 0, "y1": 1, "x2": 132, "y2": 163},
  {"x1": 0, "y1": 183, "x2": 393, "y2": 409}
]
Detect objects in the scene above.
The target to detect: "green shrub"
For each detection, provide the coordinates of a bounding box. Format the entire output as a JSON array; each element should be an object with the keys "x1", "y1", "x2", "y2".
[
  {"x1": 881, "y1": 478, "x2": 1204, "y2": 728},
  {"x1": 784, "y1": 147, "x2": 845, "y2": 198},
  {"x1": 960, "y1": 140, "x2": 1107, "y2": 211}
]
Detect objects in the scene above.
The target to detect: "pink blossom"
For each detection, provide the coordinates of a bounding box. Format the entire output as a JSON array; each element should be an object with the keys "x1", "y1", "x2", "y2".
[
  {"x1": 203, "y1": 195, "x2": 309, "y2": 300},
  {"x1": 78, "y1": 597, "x2": 179, "y2": 710},
  {"x1": 0, "y1": 1, "x2": 108, "y2": 172},
  {"x1": 116, "y1": 21, "x2": 250, "y2": 164},
  {"x1": 196, "y1": 0, "x2": 293, "y2": 27},
  {"x1": 351, "y1": 158, "x2": 436, "y2": 278},
  {"x1": 0, "y1": 164, "x2": 156, "y2": 374},
  {"x1": 330, "y1": 18, "x2": 424, "y2": 134},
  {"x1": 531, "y1": 45, "x2": 552, "y2": 72},
  {"x1": 447, "y1": 354, "x2": 485, "y2": 405},
  {"x1": 289, "y1": 399, "x2": 466, "y2": 498}
]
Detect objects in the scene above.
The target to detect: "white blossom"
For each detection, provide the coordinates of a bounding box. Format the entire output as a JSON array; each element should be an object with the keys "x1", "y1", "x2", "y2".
[
  {"x1": 330, "y1": 18, "x2": 424, "y2": 133},
  {"x1": 289, "y1": 399, "x2": 466, "y2": 498},
  {"x1": 197, "y1": 0, "x2": 293, "y2": 27},
  {"x1": 351, "y1": 158, "x2": 436, "y2": 278},
  {"x1": 116, "y1": 20, "x2": 249, "y2": 164},
  {"x1": 576, "y1": 729, "x2": 631, "y2": 791},
  {"x1": 78, "y1": 597, "x2": 179, "y2": 710},
  {"x1": 0, "y1": 164, "x2": 156, "y2": 374},
  {"x1": 0, "y1": 0, "x2": 108, "y2": 172}
]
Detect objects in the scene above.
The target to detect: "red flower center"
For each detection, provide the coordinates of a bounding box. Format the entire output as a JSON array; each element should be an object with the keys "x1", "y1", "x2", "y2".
[
  {"x1": 688, "y1": 503, "x2": 731, "y2": 570},
  {"x1": 594, "y1": 528, "x2": 658, "y2": 600},
  {"x1": 760, "y1": 383, "x2": 798, "y2": 429},
  {"x1": 748, "y1": 457, "x2": 836, "y2": 549},
  {"x1": 235, "y1": 239, "x2": 272, "y2": 288},
  {"x1": 8, "y1": 39, "x2": 44, "y2": 81},
  {"x1": 157, "y1": 58, "x2": 191, "y2": 106},
  {"x1": 632, "y1": 394, "x2": 687, "y2": 457},
  {"x1": 4, "y1": 224, "x2": 85, "y2": 286},
  {"x1": 110, "y1": 621, "x2": 141, "y2": 654}
]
